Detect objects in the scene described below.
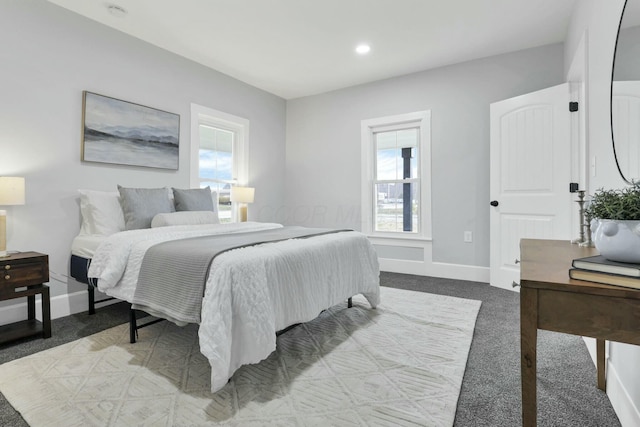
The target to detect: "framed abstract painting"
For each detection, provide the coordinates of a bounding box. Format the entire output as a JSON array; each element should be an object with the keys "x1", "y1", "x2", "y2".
[{"x1": 81, "y1": 91, "x2": 180, "y2": 170}]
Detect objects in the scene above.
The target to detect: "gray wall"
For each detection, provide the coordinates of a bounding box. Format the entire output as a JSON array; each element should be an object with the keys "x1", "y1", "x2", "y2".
[
  {"x1": 285, "y1": 44, "x2": 565, "y2": 267},
  {"x1": 0, "y1": 0, "x2": 286, "y2": 302}
]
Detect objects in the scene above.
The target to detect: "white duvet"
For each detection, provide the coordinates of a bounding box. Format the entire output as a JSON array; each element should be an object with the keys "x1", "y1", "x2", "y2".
[{"x1": 88, "y1": 222, "x2": 380, "y2": 392}]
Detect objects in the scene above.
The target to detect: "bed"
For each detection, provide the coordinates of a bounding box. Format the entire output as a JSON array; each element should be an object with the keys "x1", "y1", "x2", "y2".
[{"x1": 70, "y1": 187, "x2": 380, "y2": 392}]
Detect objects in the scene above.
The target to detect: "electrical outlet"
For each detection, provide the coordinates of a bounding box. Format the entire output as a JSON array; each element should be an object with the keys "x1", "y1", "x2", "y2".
[{"x1": 464, "y1": 231, "x2": 472, "y2": 243}]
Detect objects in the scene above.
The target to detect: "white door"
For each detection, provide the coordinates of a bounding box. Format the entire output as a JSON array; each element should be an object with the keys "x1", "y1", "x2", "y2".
[
  {"x1": 489, "y1": 83, "x2": 573, "y2": 290},
  {"x1": 612, "y1": 81, "x2": 640, "y2": 180}
]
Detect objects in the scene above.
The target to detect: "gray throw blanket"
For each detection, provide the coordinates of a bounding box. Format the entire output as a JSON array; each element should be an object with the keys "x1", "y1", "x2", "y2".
[{"x1": 133, "y1": 226, "x2": 350, "y2": 325}]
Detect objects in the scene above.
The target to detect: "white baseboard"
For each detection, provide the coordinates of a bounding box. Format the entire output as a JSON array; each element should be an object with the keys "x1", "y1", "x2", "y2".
[
  {"x1": 371, "y1": 236, "x2": 489, "y2": 283},
  {"x1": 606, "y1": 359, "x2": 640, "y2": 427},
  {"x1": 430, "y1": 261, "x2": 490, "y2": 283},
  {"x1": 379, "y1": 258, "x2": 490, "y2": 283},
  {"x1": 582, "y1": 337, "x2": 640, "y2": 427},
  {"x1": 0, "y1": 290, "x2": 120, "y2": 325}
]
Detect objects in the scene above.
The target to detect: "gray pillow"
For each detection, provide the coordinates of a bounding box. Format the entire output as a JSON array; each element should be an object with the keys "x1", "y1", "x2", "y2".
[
  {"x1": 118, "y1": 186, "x2": 175, "y2": 230},
  {"x1": 172, "y1": 187, "x2": 215, "y2": 212}
]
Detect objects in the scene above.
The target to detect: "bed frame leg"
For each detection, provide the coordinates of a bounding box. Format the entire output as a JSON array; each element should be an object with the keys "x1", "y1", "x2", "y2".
[
  {"x1": 348, "y1": 297, "x2": 352, "y2": 308},
  {"x1": 129, "y1": 307, "x2": 138, "y2": 343},
  {"x1": 88, "y1": 285, "x2": 95, "y2": 315}
]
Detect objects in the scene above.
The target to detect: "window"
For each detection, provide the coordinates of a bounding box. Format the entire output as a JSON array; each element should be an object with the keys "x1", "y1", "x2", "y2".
[
  {"x1": 190, "y1": 104, "x2": 249, "y2": 223},
  {"x1": 361, "y1": 111, "x2": 431, "y2": 239},
  {"x1": 198, "y1": 126, "x2": 234, "y2": 221}
]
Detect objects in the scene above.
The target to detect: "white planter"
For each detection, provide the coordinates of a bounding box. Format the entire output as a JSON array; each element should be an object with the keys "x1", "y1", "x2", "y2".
[{"x1": 591, "y1": 219, "x2": 640, "y2": 263}]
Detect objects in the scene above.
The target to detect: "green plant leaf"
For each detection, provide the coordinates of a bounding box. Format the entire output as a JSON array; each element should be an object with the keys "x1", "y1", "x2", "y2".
[{"x1": 585, "y1": 184, "x2": 640, "y2": 220}]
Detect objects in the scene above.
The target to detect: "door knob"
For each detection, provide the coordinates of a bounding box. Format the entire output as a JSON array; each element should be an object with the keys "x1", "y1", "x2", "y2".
[{"x1": 490, "y1": 200, "x2": 499, "y2": 207}]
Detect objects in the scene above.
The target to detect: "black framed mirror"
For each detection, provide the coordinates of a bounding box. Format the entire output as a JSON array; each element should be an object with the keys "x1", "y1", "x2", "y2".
[{"x1": 611, "y1": 0, "x2": 640, "y2": 184}]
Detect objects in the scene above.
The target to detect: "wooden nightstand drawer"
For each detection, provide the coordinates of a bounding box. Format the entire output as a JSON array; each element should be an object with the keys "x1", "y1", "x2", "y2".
[
  {"x1": 1, "y1": 263, "x2": 45, "y2": 286},
  {"x1": 0, "y1": 252, "x2": 48, "y2": 291}
]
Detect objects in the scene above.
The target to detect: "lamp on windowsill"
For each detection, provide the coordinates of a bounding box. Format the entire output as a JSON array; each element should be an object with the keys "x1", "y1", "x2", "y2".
[
  {"x1": 230, "y1": 186, "x2": 254, "y2": 222},
  {"x1": 0, "y1": 177, "x2": 26, "y2": 257}
]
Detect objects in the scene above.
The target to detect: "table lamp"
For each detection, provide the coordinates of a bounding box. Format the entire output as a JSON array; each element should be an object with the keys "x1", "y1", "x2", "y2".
[
  {"x1": 230, "y1": 186, "x2": 255, "y2": 222},
  {"x1": 0, "y1": 177, "x2": 25, "y2": 257}
]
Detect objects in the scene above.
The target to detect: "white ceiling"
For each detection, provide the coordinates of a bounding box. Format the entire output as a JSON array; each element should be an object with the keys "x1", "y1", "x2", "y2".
[{"x1": 46, "y1": 0, "x2": 578, "y2": 100}]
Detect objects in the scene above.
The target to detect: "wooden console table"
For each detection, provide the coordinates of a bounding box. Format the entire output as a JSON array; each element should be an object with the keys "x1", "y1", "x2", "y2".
[{"x1": 520, "y1": 239, "x2": 640, "y2": 427}]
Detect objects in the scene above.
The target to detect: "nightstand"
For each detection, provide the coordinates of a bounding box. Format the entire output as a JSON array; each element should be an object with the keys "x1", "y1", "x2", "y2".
[{"x1": 0, "y1": 252, "x2": 51, "y2": 344}]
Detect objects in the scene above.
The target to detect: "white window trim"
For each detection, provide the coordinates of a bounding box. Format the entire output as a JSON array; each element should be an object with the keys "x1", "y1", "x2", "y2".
[{"x1": 361, "y1": 111, "x2": 432, "y2": 240}]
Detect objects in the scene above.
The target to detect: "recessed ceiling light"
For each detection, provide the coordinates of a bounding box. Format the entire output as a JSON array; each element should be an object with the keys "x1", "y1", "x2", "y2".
[
  {"x1": 355, "y1": 44, "x2": 371, "y2": 55},
  {"x1": 107, "y1": 4, "x2": 127, "y2": 18}
]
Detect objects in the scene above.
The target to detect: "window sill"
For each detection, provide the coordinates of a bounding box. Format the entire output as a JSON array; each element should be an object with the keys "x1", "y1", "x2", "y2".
[{"x1": 365, "y1": 233, "x2": 432, "y2": 244}]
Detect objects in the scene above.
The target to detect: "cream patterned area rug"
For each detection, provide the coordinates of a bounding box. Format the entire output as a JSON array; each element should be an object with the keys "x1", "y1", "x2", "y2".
[{"x1": 0, "y1": 287, "x2": 481, "y2": 427}]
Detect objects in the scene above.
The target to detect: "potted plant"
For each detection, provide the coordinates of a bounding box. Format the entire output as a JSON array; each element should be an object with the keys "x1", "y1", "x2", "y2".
[{"x1": 586, "y1": 184, "x2": 640, "y2": 263}]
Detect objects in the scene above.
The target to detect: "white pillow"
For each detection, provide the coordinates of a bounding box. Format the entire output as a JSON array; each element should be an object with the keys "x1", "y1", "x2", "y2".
[
  {"x1": 78, "y1": 190, "x2": 125, "y2": 235},
  {"x1": 151, "y1": 211, "x2": 220, "y2": 228}
]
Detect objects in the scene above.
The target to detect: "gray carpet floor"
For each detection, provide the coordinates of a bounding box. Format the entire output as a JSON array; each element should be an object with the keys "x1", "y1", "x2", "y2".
[{"x1": 0, "y1": 272, "x2": 621, "y2": 426}]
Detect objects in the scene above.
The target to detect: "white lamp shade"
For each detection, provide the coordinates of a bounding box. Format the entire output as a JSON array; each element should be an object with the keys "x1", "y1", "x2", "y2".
[
  {"x1": 230, "y1": 186, "x2": 255, "y2": 204},
  {"x1": 0, "y1": 177, "x2": 25, "y2": 205}
]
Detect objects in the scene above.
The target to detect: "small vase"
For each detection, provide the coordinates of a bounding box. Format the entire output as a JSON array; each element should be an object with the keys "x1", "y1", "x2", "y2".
[{"x1": 591, "y1": 219, "x2": 640, "y2": 263}]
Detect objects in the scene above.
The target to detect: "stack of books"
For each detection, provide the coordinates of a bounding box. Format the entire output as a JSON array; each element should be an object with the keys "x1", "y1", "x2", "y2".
[{"x1": 569, "y1": 255, "x2": 640, "y2": 289}]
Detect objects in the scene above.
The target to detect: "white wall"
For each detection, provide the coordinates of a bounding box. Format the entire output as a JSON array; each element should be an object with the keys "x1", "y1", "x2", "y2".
[
  {"x1": 566, "y1": 0, "x2": 628, "y2": 191},
  {"x1": 285, "y1": 44, "x2": 565, "y2": 272},
  {"x1": 566, "y1": 1, "x2": 640, "y2": 425},
  {"x1": 0, "y1": 0, "x2": 286, "y2": 314}
]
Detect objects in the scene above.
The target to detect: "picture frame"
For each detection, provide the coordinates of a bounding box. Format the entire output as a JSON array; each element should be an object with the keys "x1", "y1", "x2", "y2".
[{"x1": 81, "y1": 91, "x2": 180, "y2": 170}]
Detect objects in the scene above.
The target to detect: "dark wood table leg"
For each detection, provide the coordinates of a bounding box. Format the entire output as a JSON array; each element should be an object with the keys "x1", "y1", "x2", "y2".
[
  {"x1": 42, "y1": 285, "x2": 51, "y2": 338},
  {"x1": 27, "y1": 294, "x2": 35, "y2": 319},
  {"x1": 521, "y1": 287, "x2": 538, "y2": 427},
  {"x1": 596, "y1": 339, "x2": 606, "y2": 391}
]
